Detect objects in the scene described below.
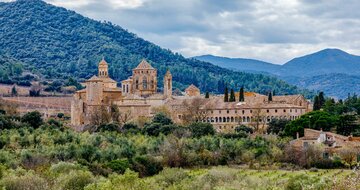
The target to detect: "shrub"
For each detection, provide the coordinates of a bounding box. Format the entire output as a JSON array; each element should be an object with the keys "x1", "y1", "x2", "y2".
[
  {"x1": 47, "y1": 118, "x2": 62, "y2": 128},
  {"x1": 99, "y1": 123, "x2": 119, "y2": 132},
  {"x1": 55, "y1": 170, "x2": 94, "y2": 190},
  {"x1": 189, "y1": 122, "x2": 215, "y2": 137},
  {"x1": 49, "y1": 162, "x2": 83, "y2": 176},
  {"x1": 285, "y1": 174, "x2": 329, "y2": 190},
  {"x1": 235, "y1": 125, "x2": 253, "y2": 134},
  {"x1": 155, "y1": 167, "x2": 189, "y2": 187},
  {"x1": 152, "y1": 112, "x2": 173, "y2": 125},
  {"x1": 0, "y1": 171, "x2": 49, "y2": 190},
  {"x1": 84, "y1": 169, "x2": 155, "y2": 190},
  {"x1": 106, "y1": 159, "x2": 130, "y2": 174},
  {"x1": 21, "y1": 111, "x2": 43, "y2": 128},
  {"x1": 131, "y1": 156, "x2": 163, "y2": 177}
]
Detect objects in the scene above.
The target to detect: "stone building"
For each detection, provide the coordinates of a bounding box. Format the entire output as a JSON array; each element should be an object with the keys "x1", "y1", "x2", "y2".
[
  {"x1": 290, "y1": 128, "x2": 360, "y2": 159},
  {"x1": 71, "y1": 58, "x2": 312, "y2": 132}
]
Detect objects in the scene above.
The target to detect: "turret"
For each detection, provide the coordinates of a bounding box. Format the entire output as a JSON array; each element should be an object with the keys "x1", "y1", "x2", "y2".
[
  {"x1": 98, "y1": 58, "x2": 109, "y2": 78},
  {"x1": 164, "y1": 70, "x2": 172, "y2": 98}
]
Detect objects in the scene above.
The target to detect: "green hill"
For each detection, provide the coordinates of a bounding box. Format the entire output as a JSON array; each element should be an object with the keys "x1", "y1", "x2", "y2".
[{"x1": 0, "y1": 0, "x2": 310, "y2": 96}]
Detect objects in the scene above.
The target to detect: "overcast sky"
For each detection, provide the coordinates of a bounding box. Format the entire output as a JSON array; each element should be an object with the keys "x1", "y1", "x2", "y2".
[{"x1": 4, "y1": 0, "x2": 360, "y2": 63}]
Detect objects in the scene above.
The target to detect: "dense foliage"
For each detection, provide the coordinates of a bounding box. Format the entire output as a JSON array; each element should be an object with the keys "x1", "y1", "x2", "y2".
[
  {"x1": 277, "y1": 93, "x2": 360, "y2": 138},
  {"x1": 0, "y1": 0, "x2": 311, "y2": 96}
]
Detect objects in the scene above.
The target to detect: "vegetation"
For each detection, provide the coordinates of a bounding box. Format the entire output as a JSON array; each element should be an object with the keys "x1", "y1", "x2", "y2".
[{"x1": 0, "y1": 0, "x2": 312, "y2": 96}]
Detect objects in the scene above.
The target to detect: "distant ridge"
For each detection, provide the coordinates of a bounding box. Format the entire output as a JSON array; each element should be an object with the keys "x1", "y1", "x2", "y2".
[{"x1": 194, "y1": 49, "x2": 360, "y2": 98}]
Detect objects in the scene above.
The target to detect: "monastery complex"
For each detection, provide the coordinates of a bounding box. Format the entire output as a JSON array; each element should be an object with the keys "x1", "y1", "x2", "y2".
[{"x1": 71, "y1": 59, "x2": 312, "y2": 132}]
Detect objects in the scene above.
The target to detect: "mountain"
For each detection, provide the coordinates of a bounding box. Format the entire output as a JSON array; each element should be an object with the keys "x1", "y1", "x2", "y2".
[
  {"x1": 194, "y1": 49, "x2": 360, "y2": 99},
  {"x1": 282, "y1": 49, "x2": 360, "y2": 77},
  {"x1": 285, "y1": 73, "x2": 360, "y2": 99},
  {"x1": 192, "y1": 55, "x2": 280, "y2": 75},
  {"x1": 0, "y1": 0, "x2": 310, "y2": 96}
]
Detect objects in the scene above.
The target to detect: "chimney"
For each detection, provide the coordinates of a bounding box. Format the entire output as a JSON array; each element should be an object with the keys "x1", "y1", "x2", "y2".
[{"x1": 296, "y1": 132, "x2": 299, "y2": 139}]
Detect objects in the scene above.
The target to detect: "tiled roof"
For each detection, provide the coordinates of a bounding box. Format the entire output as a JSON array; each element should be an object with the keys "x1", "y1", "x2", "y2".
[
  {"x1": 98, "y1": 58, "x2": 108, "y2": 67},
  {"x1": 185, "y1": 84, "x2": 200, "y2": 92},
  {"x1": 86, "y1": 75, "x2": 102, "y2": 82},
  {"x1": 134, "y1": 59, "x2": 155, "y2": 70}
]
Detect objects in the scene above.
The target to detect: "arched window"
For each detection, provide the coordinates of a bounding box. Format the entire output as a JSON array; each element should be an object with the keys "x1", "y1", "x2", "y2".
[
  {"x1": 135, "y1": 78, "x2": 139, "y2": 89},
  {"x1": 215, "y1": 117, "x2": 218, "y2": 122},
  {"x1": 142, "y1": 77, "x2": 147, "y2": 89},
  {"x1": 219, "y1": 117, "x2": 222, "y2": 122},
  {"x1": 231, "y1": 117, "x2": 234, "y2": 122},
  {"x1": 151, "y1": 80, "x2": 155, "y2": 89},
  {"x1": 223, "y1": 117, "x2": 226, "y2": 123}
]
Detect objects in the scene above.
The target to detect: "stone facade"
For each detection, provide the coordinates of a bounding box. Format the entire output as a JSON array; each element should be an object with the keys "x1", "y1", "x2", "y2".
[
  {"x1": 290, "y1": 128, "x2": 360, "y2": 158},
  {"x1": 71, "y1": 58, "x2": 312, "y2": 132}
]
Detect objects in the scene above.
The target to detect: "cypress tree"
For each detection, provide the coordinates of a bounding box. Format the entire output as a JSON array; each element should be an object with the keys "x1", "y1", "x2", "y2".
[
  {"x1": 205, "y1": 92, "x2": 209, "y2": 98},
  {"x1": 224, "y1": 86, "x2": 229, "y2": 102},
  {"x1": 313, "y1": 95, "x2": 321, "y2": 110},
  {"x1": 318, "y1": 91, "x2": 325, "y2": 108},
  {"x1": 272, "y1": 89, "x2": 276, "y2": 96},
  {"x1": 268, "y1": 91, "x2": 273, "y2": 101},
  {"x1": 11, "y1": 86, "x2": 17, "y2": 96},
  {"x1": 230, "y1": 89, "x2": 235, "y2": 102},
  {"x1": 239, "y1": 86, "x2": 245, "y2": 102}
]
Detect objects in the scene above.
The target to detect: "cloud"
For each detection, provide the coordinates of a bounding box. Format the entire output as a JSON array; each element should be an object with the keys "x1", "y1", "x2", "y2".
[{"x1": 2, "y1": 0, "x2": 359, "y2": 63}]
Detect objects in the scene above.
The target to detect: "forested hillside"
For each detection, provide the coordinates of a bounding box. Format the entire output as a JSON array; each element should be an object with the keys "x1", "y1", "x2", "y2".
[{"x1": 0, "y1": 0, "x2": 310, "y2": 96}]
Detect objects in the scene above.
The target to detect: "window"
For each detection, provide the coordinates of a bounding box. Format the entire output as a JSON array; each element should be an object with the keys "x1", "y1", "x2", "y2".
[
  {"x1": 235, "y1": 110, "x2": 237, "y2": 114},
  {"x1": 267, "y1": 109, "x2": 269, "y2": 113},
  {"x1": 275, "y1": 109, "x2": 278, "y2": 113},
  {"x1": 303, "y1": 142, "x2": 309, "y2": 148},
  {"x1": 242, "y1": 110, "x2": 245, "y2": 114},
  {"x1": 250, "y1": 110, "x2": 252, "y2": 113},
  {"x1": 284, "y1": 109, "x2": 286, "y2": 113},
  {"x1": 227, "y1": 110, "x2": 229, "y2": 114},
  {"x1": 219, "y1": 110, "x2": 221, "y2": 114},
  {"x1": 142, "y1": 77, "x2": 147, "y2": 89}
]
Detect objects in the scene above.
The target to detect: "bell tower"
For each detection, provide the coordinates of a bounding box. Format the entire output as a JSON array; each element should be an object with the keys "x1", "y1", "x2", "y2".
[
  {"x1": 98, "y1": 57, "x2": 109, "y2": 78},
  {"x1": 164, "y1": 70, "x2": 172, "y2": 98}
]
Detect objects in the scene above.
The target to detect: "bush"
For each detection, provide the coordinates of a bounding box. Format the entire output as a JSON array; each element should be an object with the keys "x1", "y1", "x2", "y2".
[
  {"x1": 155, "y1": 167, "x2": 189, "y2": 187},
  {"x1": 122, "y1": 123, "x2": 140, "y2": 134},
  {"x1": 106, "y1": 159, "x2": 130, "y2": 174},
  {"x1": 99, "y1": 123, "x2": 119, "y2": 132},
  {"x1": 131, "y1": 156, "x2": 163, "y2": 177},
  {"x1": 235, "y1": 125, "x2": 253, "y2": 134},
  {"x1": 285, "y1": 174, "x2": 329, "y2": 190},
  {"x1": 21, "y1": 111, "x2": 43, "y2": 128},
  {"x1": 152, "y1": 112, "x2": 173, "y2": 125},
  {"x1": 49, "y1": 162, "x2": 83, "y2": 176},
  {"x1": 0, "y1": 171, "x2": 49, "y2": 190},
  {"x1": 189, "y1": 122, "x2": 215, "y2": 137},
  {"x1": 55, "y1": 170, "x2": 94, "y2": 190},
  {"x1": 47, "y1": 118, "x2": 62, "y2": 128}
]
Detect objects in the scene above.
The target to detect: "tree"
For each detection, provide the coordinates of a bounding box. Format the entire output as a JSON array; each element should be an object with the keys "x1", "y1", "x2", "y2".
[
  {"x1": 205, "y1": 92, "x2": 209, "y2": 98},
  {"x1": 268, "y1": 91, "x2": 272, "y2": 101},
  {"x1": 239, "y1": 86, "x2": 245, "y2": 102},
  {"x1": 21, "y1": 111, "x2": 43, "y2": 128},
  {"x1": 267, "y1": 118, "x2": 290, "y2": 135},
  {"x1": 272, "y1": 89, "x2": 276, "y2": 96},
  {"x1": 313, "y1": 95, "x2": 321, "y2": 111},
  {"x1": 318, "y1": 92, "x2": 325, "y2": 108},
  {"x1": 235, "y1": 125, "x2": 253, "y2": 134},
  {"x1": 188, "y1": 122, "x2": 215, "y2": 137},
  {"x1": 152, "y1": 112, "x2": 173, "y2": 126},
  {"x1": 224, "y1": 86, "x2": 229, "y2": 102},
  {"x1": 337, "y1": 114, "x2": 360, "y2": 136},
  {"x1": 11, "y1": 85, "x2": 17, "y2": 96},
  {"x1": 182, "y1": 97, "x2": 213, "y2": 124},
  {"x1": 229, "y1": 89, "x2": 235, "y2": 102}
]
